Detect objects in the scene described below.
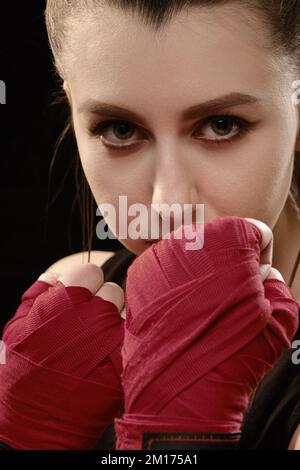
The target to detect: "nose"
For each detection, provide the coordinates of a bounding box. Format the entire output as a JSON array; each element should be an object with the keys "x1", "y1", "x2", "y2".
[{"x1": 151, "y1": 147, "x2": 200, "y2": 234}]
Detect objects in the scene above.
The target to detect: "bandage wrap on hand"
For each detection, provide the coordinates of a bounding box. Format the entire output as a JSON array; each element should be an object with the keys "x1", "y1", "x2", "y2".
[
  {"x1": 0, "y1": 280, "x2": 124, "y2": 449},
  {"x1": 115, "y1": 216, "x2": 299, "y2": 450}
]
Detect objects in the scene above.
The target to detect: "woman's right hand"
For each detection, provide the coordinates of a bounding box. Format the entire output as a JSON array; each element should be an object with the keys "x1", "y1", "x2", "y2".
[
  {"x1": 0, "y1": 264, "x2": 125, "y2": 450},
  {"x1": 115, "y1": 216, "x2": 299, "y2": 450}
]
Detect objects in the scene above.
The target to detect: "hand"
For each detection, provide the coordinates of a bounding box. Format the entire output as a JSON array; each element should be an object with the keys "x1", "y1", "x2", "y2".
[
  {"x1": 244, "y1": 217, "x2": 281, "y2": 283},
  {"x1": 0, "y1": 264, "x2": 125, "y2": 450},
  {"x1": 115, "y1": 216, "x2": 299, "y2": 450}
]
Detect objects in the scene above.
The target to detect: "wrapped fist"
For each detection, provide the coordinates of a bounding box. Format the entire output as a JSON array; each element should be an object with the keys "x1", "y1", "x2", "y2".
[
  {"x1": 115, "y1": 216, "x2": 299, "y2": 450},
  {"x1": 0, "y1": 264, "x2": 125, "y2": 450}
]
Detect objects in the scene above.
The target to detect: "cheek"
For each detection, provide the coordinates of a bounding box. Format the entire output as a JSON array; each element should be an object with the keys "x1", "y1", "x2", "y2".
[
  {"x1": 249, "y1": 122, "x2": 296, "y2": 227},
  {"x1": 75, "y1": 138, "x2": 151, "y2": 233},
  {"x1": 198, "y1": 130, "x2": 294, "y2": 228},
  {"x1": 83, "y1": 157, "x2": 149, "y2": 206},
  {"x1": 73, "y1": 130, "x2": 122, "y2": 203},
  {"x1": 74, "y1": 125, "x2": 150, "y2": 207}
]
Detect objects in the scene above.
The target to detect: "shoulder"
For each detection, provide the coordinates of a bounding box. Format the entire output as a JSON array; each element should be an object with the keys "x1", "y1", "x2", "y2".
[
  {"x1": 289, "y1": 423, "x2": 300, "y2": 450},
  {"x1": 45, "y1": 250, "x2": 115, "y2": 273}
]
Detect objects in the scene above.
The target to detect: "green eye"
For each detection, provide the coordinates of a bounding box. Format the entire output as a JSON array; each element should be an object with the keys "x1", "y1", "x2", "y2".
[
  {"x1": 111, "y1": 122, "x2": 135, "y2": 140},
  {"x1": 193, "y1": 115, "x2": 252, "y2": 145},
  {"x1": 89, "y1": 114, "x2": 254, "y2": 151}
]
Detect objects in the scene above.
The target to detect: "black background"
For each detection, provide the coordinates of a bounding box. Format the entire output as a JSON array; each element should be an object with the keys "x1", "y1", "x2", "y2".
[{"x1": 0, "y1": 1, "x2": 120, "y2": 332}]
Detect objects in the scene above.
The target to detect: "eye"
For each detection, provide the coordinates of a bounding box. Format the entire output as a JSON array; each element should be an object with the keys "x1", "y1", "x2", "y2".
[
  {"x1": 192, "y1": 115, "x2": 252, "y2": 145},
  {"x1": 89, "y1": 114, "x2": 254, "y2": 151},
  {"x1": 89, "y1": 120, "x2": 146, "y2": 149}
]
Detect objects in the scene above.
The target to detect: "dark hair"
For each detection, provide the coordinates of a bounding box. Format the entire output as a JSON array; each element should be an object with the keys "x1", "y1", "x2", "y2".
[{"x1": 45, "y1": 0, "x2": 300, "y2": 261}]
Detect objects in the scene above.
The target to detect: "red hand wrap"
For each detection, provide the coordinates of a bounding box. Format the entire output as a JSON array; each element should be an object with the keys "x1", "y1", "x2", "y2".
[
  {"x1": 115, "y1": 216, "x2": 299, "y2": 449},
  {"x1": 0, "y1": 279, "x2": 124, "y2": 449}
]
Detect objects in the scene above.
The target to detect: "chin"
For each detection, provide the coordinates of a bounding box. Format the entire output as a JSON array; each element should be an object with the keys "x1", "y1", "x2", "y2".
[{"x1": 121, "y1": 238, "x2": 158, "y2": 256}]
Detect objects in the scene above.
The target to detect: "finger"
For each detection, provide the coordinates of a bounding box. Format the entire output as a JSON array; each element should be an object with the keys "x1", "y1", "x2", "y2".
[
  {"x1": 57, "y1": 263, "x2": 104, "y2": 295},
  {"x1": 95, "y1": 282, "x2": 125, "y2": 313},
  {"x1": 38, "y1": 272, "x2": 60, "y2": 286},
  {"x1": 244, "y1": 218, "x2": 273, "y2": 265},
  {"x1": 259, "y1": 263, "x2": 272, "y2": 282},
  {"x1": 266, "y1": 267, "x2": 285, "y2": 282}
]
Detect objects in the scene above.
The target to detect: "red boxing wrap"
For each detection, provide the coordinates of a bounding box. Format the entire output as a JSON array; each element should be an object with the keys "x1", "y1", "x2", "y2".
[
  {"x1": 0, "y1": 280, "x2": 124, "y2": 449},
  {"x1": 115, "y1": 216, "x2": 299, "y2": 450}
]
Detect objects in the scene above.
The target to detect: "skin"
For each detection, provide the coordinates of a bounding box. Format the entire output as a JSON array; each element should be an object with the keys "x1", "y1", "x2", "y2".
[
  {"x1": 43, "y1": 4, "x2": 300, "y2": 447},
  {"x1": 39, "y1": 267, "x2": 124, "y2": 312},
  {"x1": 60, "y1": 4, "x2": 300, "y2": 298},
  {"x1": 41, "y1": 218, "x2": 282, "y2": 307}
]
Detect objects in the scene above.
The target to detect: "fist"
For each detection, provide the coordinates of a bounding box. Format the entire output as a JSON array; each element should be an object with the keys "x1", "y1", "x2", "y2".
[{"x1": 0, "y1": 263, "x2": 125, "y2": 450}]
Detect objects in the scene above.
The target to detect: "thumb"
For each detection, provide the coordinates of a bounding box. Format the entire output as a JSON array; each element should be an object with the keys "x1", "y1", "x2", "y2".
[
  {"x1": 265, "y1": 267, "x2": 285, "y2": 282},
  {"x1": 259, "y1": 263, "x2": 272, "y2": 282}
]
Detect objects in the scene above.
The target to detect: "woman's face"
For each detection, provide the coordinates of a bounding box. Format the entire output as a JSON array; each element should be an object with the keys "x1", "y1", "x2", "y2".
[{"x1": 63, "y1": 4, "x2": 300, "y2": 255}]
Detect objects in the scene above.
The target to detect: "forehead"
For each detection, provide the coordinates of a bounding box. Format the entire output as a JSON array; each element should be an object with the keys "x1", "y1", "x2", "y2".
[{"x1": 65, "y1": 4, "x2": 286, "y2": 109}]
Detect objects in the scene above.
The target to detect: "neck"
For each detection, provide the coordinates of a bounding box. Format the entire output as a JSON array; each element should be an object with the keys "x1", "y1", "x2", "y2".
[{"x1": 273, "y1": 195, "x2": 300, "y2": 303}]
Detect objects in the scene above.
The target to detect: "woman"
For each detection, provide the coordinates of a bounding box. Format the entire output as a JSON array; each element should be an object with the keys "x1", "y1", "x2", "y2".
[{"x1": 0, "y1": 0, "x2": 300, "y2": 450}]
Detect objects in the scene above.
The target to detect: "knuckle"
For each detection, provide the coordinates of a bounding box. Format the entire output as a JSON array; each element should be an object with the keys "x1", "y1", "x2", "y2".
[
  {"x1": 58, "y1": 263, "x2": 104, "y2": 291},
  {"x1": 38, "y1": 272, "x2": 59, "y2": 286},
  {"x1": 96, "y1": 282, "x2": 124, "y2": 311}
]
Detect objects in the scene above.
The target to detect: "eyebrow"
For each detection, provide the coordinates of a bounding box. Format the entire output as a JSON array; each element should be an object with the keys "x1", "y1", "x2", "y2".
[{"x1": 78, "y1": 92, "x2": 262, "y2": 125}]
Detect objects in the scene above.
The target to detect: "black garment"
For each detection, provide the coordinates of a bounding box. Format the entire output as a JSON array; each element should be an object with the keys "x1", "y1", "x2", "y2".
[
  {"x1": 0, "y1": 441, "x2": 12, "y2": 450},
  {"x1": 1, "y1": 248, "x2": 299, "y2": 450},
  {"x1": 238, "y1": 327, "x2": 300, "y2": 449}
]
